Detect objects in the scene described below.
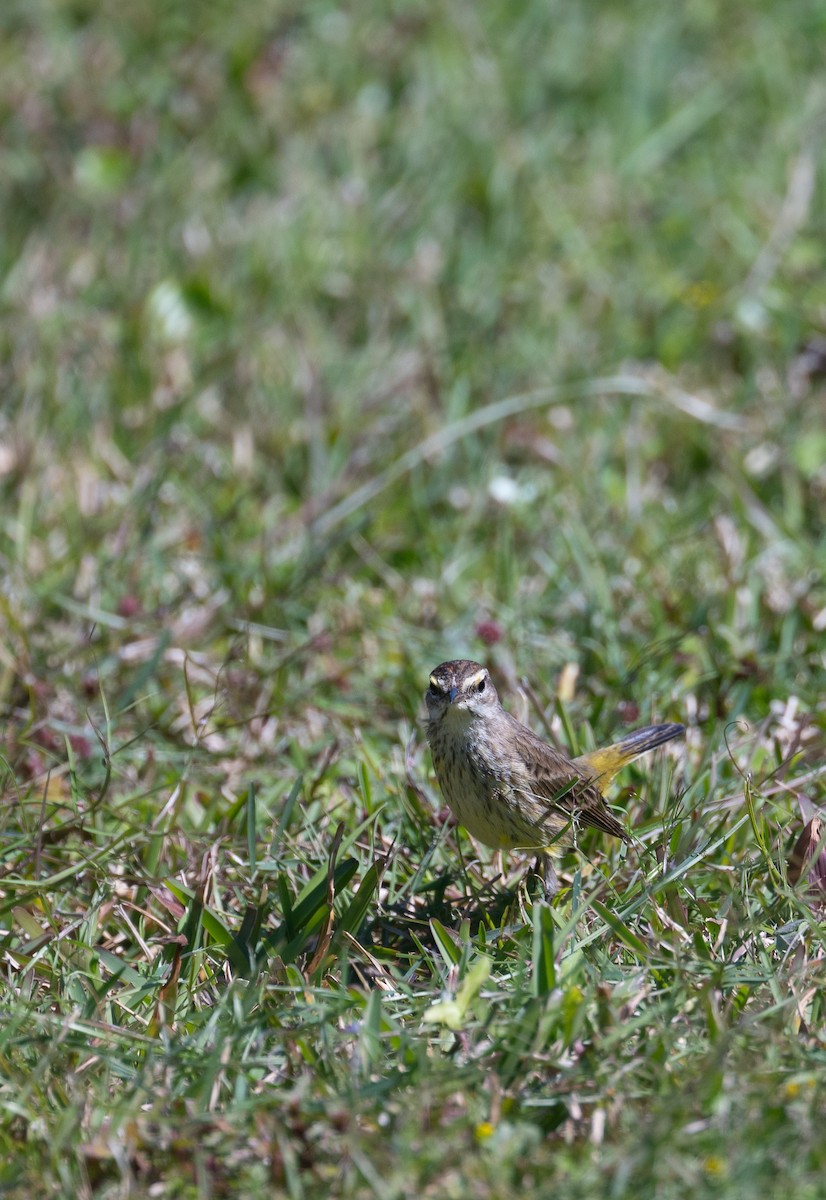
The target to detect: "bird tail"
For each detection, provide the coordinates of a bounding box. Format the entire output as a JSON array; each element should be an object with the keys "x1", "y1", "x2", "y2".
[{"x1": 573, "y1": 723, "x2": 684, "y2": 793}]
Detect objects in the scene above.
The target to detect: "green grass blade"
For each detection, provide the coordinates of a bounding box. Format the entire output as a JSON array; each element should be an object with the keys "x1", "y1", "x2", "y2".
[{"x1": 531, "y1": 901, "x2": 556, "y2": 997}]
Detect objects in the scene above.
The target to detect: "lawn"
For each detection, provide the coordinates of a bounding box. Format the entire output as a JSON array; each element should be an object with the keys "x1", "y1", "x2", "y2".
[{"x1": 1, "y1": 1, "x2": 825, "y2": 1196}]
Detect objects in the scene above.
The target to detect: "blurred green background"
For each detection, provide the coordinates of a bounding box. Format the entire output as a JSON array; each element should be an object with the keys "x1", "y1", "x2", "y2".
[{"x1": 3, "y1": 0, "x2": 824, "y2": 697}]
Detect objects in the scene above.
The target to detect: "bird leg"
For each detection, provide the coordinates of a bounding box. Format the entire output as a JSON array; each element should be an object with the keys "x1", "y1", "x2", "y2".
[{"x1": 534, "y1": 853, "x2": 559, "y2": 900}]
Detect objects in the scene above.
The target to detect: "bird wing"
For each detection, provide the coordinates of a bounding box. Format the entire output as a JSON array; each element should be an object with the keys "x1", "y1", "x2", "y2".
[{"x1": 505, "y1": 720, "x2": 629, "y2": 842}]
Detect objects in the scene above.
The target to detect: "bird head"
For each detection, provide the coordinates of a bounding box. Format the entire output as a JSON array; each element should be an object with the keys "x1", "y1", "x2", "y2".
[{"x1": 425, "y1": 659, "x2": 500, "y2": 721}]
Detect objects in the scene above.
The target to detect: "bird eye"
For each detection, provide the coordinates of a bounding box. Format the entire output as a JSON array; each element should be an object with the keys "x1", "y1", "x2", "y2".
[{"x1": 476, "y1": 679, "x2": 486, "y2": 693}]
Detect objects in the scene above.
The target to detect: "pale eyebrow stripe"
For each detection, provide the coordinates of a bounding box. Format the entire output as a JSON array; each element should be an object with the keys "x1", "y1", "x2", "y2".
[
  {"x1": 429, "y1": 676, "x2": 445, "y2": 691},
  {"x1": 463, "y1": 670, "x2": 487, "y2": 690}
]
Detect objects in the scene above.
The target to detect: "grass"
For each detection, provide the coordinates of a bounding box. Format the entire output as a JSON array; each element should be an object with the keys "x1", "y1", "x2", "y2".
[{"x1": 1, "y1": 0, "x2": 826, "y2": 1195}]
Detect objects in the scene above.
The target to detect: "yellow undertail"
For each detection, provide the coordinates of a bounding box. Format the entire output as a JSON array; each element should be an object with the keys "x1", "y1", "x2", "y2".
[{"x1": 573, "y1": 723, "x2": 684, "y2": 792}]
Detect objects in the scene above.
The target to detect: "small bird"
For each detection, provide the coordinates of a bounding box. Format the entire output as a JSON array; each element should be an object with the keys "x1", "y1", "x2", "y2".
[{"x1": 425, "y1": 659, "x2": 683, "y2": 889}]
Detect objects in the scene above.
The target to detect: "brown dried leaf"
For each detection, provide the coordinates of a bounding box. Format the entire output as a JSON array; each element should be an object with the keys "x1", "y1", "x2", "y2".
[
  {"x1": 146, "y1": 884, "x2": 187, "y2": 921},
  {"x1": 788, "y1": 796, "x2": 826, "y2": 891}
]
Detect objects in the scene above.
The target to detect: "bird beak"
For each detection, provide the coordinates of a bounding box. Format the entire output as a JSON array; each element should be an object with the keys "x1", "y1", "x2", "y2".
[{"x1": 448, "y1": 686, "x2": 459, "y2": 703}]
